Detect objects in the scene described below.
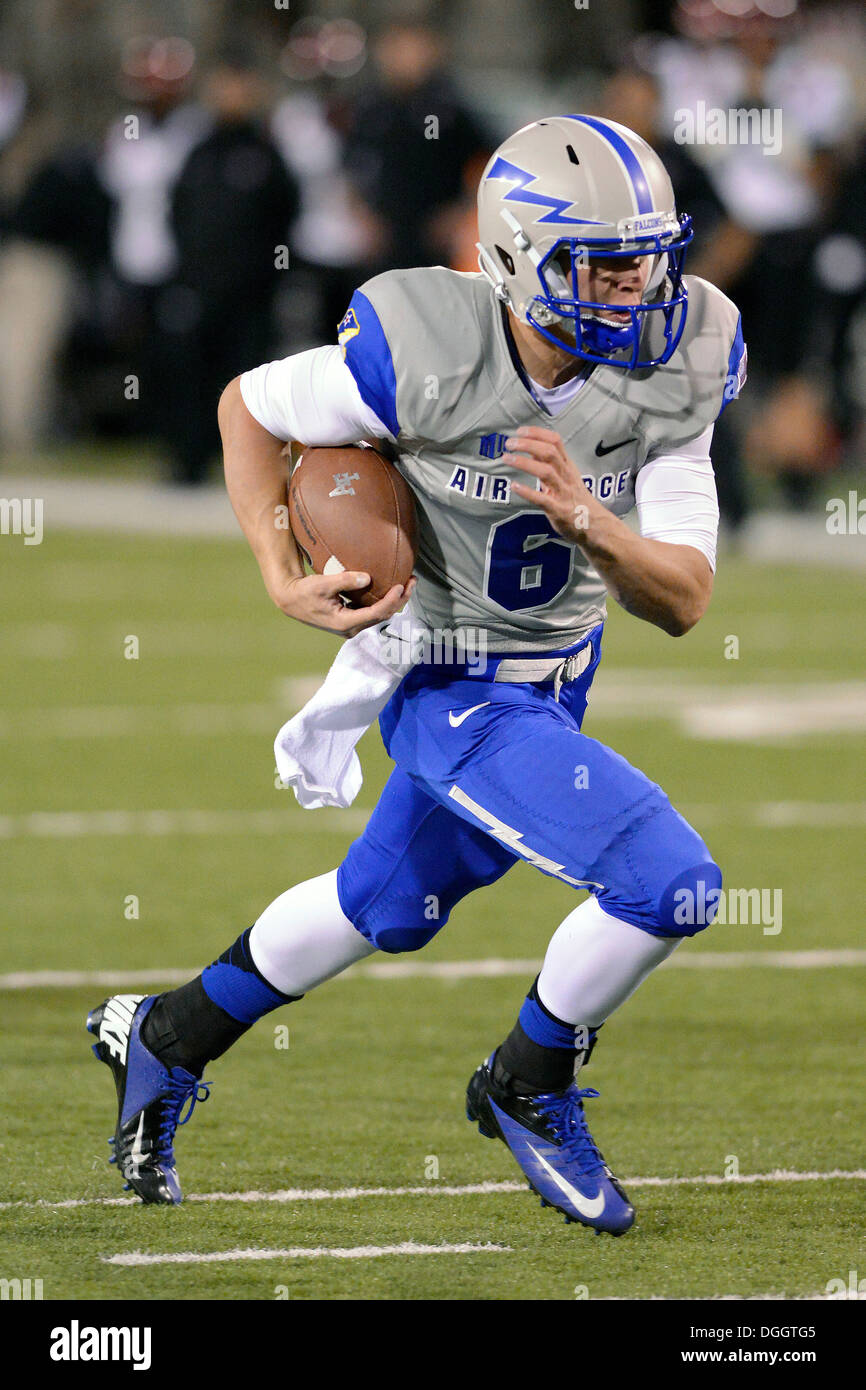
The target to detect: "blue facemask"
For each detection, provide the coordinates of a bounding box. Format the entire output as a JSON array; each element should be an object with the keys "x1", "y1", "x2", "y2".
[{"x1": 526, "y1": 217, "x2": 694, "y2": 370}]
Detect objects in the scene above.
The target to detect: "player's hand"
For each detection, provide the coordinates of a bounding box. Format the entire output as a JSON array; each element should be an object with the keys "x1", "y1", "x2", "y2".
[
  {"x1": 270, "y1": 570, "x2": 416, "y2": 638},
  {"x1": 505, "y1": 426, "x2": 597, "y2": 543}
]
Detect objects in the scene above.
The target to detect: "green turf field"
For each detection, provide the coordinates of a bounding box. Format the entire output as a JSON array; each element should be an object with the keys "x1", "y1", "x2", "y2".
[{"x1": 1, "y1": 525, "x2": 865, "y2": 1301}]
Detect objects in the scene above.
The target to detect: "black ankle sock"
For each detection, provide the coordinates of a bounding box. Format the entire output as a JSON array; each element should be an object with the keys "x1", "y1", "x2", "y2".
[
  {"x1": 494, "y1": 1019, "x2": 576, "y2": 1093},
  {"x1": 142, "y1": 978, "x2": 251, "y2": 1075},
  {"x1": 494, "y1": 1016, "x2": 601, "y2": 1094}
]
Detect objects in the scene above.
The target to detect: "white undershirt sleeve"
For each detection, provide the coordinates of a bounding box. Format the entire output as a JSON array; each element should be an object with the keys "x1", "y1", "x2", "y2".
[
  {"x1": 635, "y1": 425, "x2": 720, "y2": 572},
  {"x1": 239, "y1": 344, "x2": 390, "y2": 445}
]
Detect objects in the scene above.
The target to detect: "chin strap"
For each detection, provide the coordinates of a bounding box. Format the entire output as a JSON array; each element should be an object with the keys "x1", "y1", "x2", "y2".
[{"x1": 476, "y1": 242, "x2": 511, "y2": 304}]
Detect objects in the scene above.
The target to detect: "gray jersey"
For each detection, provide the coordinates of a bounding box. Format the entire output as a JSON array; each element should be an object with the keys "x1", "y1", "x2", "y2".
[{"x1": 339, "y1": 268, "x2": 744, "y2": 652}]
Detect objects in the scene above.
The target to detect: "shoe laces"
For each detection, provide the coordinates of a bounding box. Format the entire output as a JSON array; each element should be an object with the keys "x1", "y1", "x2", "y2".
[
  {"x1": 157, "y1": 1074, "x2": 211, "y2": 1163},
  {"x1": 533, "y1": 1085, "x2": 606, "y2": 1175}
]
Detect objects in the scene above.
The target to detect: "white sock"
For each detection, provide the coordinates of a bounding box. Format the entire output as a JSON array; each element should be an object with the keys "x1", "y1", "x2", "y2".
[
  {"x1": 249, "y1": 869, "x2": 376, "y2": 996},
  {"x1": 537, "y1": 896, "x2": 681, "y2": 1027}
]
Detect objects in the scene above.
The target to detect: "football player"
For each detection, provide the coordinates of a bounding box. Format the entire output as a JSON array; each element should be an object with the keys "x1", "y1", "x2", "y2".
[{"x1": 87, "y1": 115, "x2": 746, "y2": 1233}]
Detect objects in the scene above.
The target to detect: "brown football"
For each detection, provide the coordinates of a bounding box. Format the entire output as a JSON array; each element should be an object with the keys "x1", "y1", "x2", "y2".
[{"x1": 288, "y1": 444, "x2": 418, "y2": 608}]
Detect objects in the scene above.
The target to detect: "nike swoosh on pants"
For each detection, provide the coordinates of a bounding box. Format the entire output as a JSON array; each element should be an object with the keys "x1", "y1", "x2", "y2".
[{"x1": 448, "y1": 701, "x2": 491, "y2": 728}]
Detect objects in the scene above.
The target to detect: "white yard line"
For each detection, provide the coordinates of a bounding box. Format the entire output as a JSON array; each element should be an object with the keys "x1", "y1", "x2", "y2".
[
  {"x1": 0, "y1": 968, "x2": 195, "y2": 990},
  {"x1": 1, "y1": 476, "x2": 240, "y2": 537},
  {"x1": 584, "y1": 676, "x2": 866, "y2": 742},
  {"x1": 3, "y1": 948, "x2": 864, "y2": 993},
  {"x1": 5, "y1": 478, "x2": 863, "y2": 568},
  {"x1": 0, "y1": 703, "x2": 282, "y2": 739},
  {"x1": 0, "y1": 807, "x2": 369, "y2": 840},
  {"x1": 4, "y1": 1170, "x2": 864, "y2": 1216},
  {"x1": 2, "y1": 801, "x2": 866, "y2": 842},
  {"x1": 102, "y1": 1242, "x2": 513, "y2": 1266},
  {"x1": 5, "y1": 686, "x2": 866, "y2": 746},
  {"x1": 359, "y1": 950, "x2": 866, "y2": 979}
]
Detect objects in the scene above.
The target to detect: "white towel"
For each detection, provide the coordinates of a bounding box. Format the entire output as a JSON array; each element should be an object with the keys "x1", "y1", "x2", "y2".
[{"x1": 274, "y1": 604, "x2": 430, "y2": 809}]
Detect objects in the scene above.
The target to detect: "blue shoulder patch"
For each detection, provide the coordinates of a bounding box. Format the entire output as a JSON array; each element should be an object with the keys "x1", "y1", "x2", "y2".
[
  {"x1": 338, "y1": 290, "x2": 399, "y2": 437},
  {"x1": 717, "y1": 314, "x2": 747, "y2": 417}
]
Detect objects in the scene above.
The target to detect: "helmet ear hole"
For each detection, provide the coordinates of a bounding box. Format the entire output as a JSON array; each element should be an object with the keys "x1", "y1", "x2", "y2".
[{"x1": 495, "y1": 245, "x2": 515, "y2": 277}]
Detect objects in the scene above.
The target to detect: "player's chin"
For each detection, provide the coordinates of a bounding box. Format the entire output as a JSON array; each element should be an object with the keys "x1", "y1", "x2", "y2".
[{"x1": 546, "y1": 323, "x2": 579, "y2": 350}]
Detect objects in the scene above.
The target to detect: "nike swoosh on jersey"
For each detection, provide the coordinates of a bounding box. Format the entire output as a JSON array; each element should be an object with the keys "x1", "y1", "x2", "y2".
[
  {"x1": 448, "y1": 701, "x2": 491, "y2": 728},
  {"x1": 526, "y1": 1140, "x2": 606, "y2": 1218},
  {"x1": 594, "y1": 437, "x2": 637, "y2": 456}
]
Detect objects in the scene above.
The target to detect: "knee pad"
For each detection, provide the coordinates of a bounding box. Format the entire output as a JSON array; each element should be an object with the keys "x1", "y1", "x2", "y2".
[
  {"x1": 365, "y1": 919, "x2": 443, "y2": 954},
  {"x1": 336, "y1": 861, "x2": 449, "y2": 954},
  {"x1": 343, "y1": 906, "x2": 446, "y2": 955},
  {"x1": 657, "y1": 860, "x2": 723, "y2": 937}
]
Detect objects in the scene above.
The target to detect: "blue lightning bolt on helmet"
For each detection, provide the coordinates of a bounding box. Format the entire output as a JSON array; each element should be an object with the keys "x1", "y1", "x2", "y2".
[{"x1": 476, "y1": 114, "x2": 693, "y2": 369}]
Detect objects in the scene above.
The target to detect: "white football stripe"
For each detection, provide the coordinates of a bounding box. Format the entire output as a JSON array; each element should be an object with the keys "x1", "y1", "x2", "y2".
[
  {"x1": 0, "y1": 807, "x2": 368, "y2": 840},
  {"x1": 358, "y1": 949, "x2": 866, "y2": 978},
  {"x1": 103, "y1": 1242, "x2": 512, "y2": 1266},
  {"x1": 3, "y1": 686, "x2": 866, "y2": 746},
  {"x1": 4, "y1": 949, "x2": 866, "y2": 994},
  {"x1": 2, "y1": 802, "x2": 864, "y2": 840},
  {"x1": 1, "y1": 477, "x2": 860, "y2": 572},
  {"x1": 4, "y1": 1170, "x2": 864, "y2": 1214},
  {"x1": 2, "y1": 948, "x2": 865, "y2": 993}
]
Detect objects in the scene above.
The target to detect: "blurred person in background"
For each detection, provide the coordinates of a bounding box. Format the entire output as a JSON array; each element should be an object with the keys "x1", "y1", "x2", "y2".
[
  {"x1": 598, "y1": 63, "x2": 755, "y2": 532},
  {"x1": 97, "y1": 37, "x2": 209, "y2": 473},
  {"x1": 0, "y1": 57, "x2": 28, "y2": 236},
  {"x1": 649, "y1": 0, "x2": 858, "y2": 508},
  {"x1": 440, "y1": 147, "x2": 498, "y2": 274},
  {"x1": 270, "y1": 79, "x2": 375, "y2": 349},
  {"x1": 0, "y1": 59, "x2": 109, "y2": 451},
  {"x1": 343, "y1": 18, "x2": 492, "y2": 274},
  {"x1": 813, "y1": 129, "x2": 866, "y2": 454},
  {"x1": 162, "y1": 43, "x2": 299, "y2": 485}
]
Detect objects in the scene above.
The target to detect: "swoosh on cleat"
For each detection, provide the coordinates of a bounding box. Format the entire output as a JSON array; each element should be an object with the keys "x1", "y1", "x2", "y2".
[
  {"x1": 525, "y1": 1141, "x2": 606, "y2": 1219},
  {"x1": 128, "y1": 1111, "x2": 147, "y2": 1179}
]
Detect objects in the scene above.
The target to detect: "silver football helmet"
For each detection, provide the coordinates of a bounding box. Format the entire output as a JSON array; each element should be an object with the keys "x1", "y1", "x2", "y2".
[{"x1": 476, "y1": 114, "x2": 693, "y2": 369}]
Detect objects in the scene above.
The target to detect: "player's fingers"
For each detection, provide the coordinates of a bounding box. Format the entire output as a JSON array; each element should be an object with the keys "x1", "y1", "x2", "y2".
[
  {"x1": 505, "y1": 436, "x2": 563, "y2": 470},
  {"x1": 511, "y1": 481, "x2": 553, "y2": 508},
  {"x1": 506, "y1": 433, "x2": 557, "y2": 456},
  {"x1": 358, "y1": 583, "x2": 408, "y2": 624},
  {"x1": 336, "y1": 601, "x2": 407, "y2": 639},
  {"x1": 323, "y1": 583, "x2": 407, "y2": 634},
  {"x1": 505, "y1": 453, "x2": 558, "y2": 485},
  {"x1": 514, "y1": 425, "x2": 563, "y2": 445},
  {"x1": 514, "y1": 427, "x2": 572, "y2": 472},
  {"x1": 312, "y1": 569, "x2": 372, "y2": 597},
  {"x1": 321, "y1": 604, "x2": 377, "y2": 634}
]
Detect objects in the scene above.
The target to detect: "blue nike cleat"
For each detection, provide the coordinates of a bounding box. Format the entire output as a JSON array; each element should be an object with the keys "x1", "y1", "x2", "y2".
[
  {"x1": 466, "y1": 1052, "x2": 634, "y2": 1235},
  {"x1": 86, "y1": 993, "x2": 210, "y2": 1205}
]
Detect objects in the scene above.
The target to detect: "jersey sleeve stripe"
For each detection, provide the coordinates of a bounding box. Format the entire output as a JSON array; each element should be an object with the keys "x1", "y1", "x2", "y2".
[
  {"x1": 717, "y1": 313, "x2": 747, "y2": 417},
  {"x1": 338, "y1": 290, "x2": 400, "y2": 438}
]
